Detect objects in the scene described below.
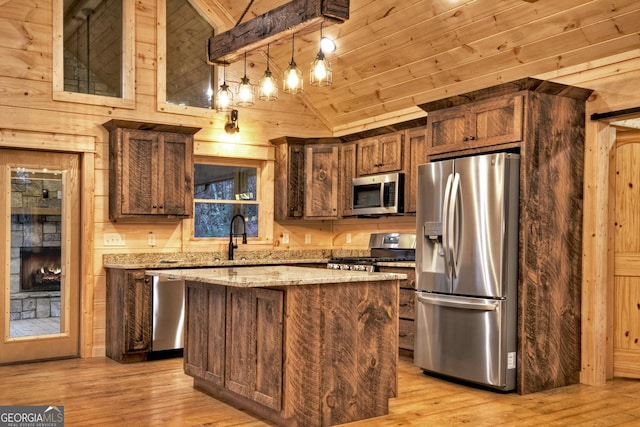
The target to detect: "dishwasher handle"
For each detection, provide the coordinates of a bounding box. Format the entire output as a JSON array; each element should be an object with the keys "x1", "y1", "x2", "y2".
[{"x1": 417, "y1": 294, "x2": 498, "y2": 311}]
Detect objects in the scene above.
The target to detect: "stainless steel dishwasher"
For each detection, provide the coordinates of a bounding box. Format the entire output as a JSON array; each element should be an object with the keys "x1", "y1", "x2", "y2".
[{"x1": 151, "y1": 275, "x2": 185, "y2": 351}]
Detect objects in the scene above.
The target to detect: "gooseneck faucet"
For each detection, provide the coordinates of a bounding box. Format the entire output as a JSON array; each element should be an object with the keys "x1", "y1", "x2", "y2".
[{"x1": 228, "y1": 214, "x2": 247, "y2": 260}]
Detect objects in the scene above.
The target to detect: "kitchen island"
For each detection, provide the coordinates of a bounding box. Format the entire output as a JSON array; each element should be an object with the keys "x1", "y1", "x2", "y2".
[{"x1": 151, "y1": 266, "x2": 405, "y2": 427}]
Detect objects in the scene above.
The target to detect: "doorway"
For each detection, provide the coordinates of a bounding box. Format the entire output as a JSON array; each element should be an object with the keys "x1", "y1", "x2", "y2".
[
  {"x1": 0, "y1": 149, "x2": 81, "y2": 364},
  {"x1": 613, "y1": 129, "x2": 640, "y2": 378}
]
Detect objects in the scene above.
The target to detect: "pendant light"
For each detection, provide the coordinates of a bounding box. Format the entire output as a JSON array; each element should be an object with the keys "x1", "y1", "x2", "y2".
[
  {"x1": 215, "y1": 63, "x2": 233, "y2": 112},
  {"x1": 258, "y1": 44, "x2": 278, "y2": 101},
  {"x1": 310, "y1": 23, "x2": 333, "y2": 87},
  {"x1": 283, "y1": 33, "x2": 303, "y2": 94},
  {"x1": 236, "y1": 52, "x2": 255, "y2": 106}
]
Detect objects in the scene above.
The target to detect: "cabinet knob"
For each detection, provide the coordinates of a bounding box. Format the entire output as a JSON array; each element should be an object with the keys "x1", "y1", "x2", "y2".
[
  {"x1": 463, "y1": 137, "x2": 468, "y2": 142},
  {"x1": 469, "y1": 136, "x2": 476, "y2": 141},
  {"x1": 399, "y1": 303, "x2": 408, "y2": 307}
]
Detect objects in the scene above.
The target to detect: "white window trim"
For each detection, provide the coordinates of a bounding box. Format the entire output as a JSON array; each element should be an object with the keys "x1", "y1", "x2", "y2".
[{"x1": 52, "y1": 0, "x2": 135, "y2": 109}]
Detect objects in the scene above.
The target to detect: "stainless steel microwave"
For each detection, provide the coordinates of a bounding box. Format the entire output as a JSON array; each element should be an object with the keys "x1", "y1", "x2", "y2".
[{"x1": 352, "y1": 172, "x2": 404, "y2": 215}]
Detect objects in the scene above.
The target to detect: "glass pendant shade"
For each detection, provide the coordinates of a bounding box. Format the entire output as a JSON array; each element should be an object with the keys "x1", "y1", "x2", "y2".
[
  {"x1": 259, "y1": 69, "x2": 278, "y2": 100},
  {"x1": 283, "y1": 34, "x2": 303, "y2": 94},
  {"x1": 259, "y1": 44, "x2": 278, "y2": 101},
  {"x1": 310, "y1": 50, "x2": 332, "y2": 87},
  {"x1": 237, "y1": 77, "x2": 255, "y2": 106},
  {"x1": 236, "y1": 53, "x2": 255, "y2": 107},
  {"x1": 283, "y1": 60, "x2": 303, "y2": 94},
  {"x1": 215, "y1": 65, "x2": 233, "y2": 112}
]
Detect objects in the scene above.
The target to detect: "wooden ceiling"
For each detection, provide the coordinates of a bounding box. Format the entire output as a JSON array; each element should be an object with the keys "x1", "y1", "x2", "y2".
[{"x1": 201, "y1": 0, "x2": 640, "y2": 134}]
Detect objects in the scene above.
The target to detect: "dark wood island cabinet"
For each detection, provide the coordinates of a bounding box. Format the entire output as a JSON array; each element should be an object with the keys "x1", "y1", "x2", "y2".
[{"x1": 154, "y1": 266, "x2": 405, "y2": 427}]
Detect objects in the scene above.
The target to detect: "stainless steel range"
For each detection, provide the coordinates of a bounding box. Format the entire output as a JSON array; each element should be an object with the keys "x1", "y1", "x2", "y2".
[{"x1": 327, "y1": 232, "x2": 416, "y2": 272}]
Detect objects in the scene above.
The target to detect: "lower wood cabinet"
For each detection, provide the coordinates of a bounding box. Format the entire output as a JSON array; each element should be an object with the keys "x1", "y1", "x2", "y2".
[
  {"x1": 184, "y1": 282, "x2": 284, "y2": 411},
  {"x1": 378, "y1": 265, "x2": 416, "y2": 353},
  {"x1": 184, "y1": 279, "x2": 398, "y2": 427},
  {"x1": 105, "y1": 268, "x2": 152, "y2": 363}
]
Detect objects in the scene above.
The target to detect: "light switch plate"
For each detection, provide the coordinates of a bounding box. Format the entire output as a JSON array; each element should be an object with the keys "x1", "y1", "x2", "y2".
[
  {"x1": 282, "y1": 233, "x2": 289, "y2": 245},
  {"x1": 304, "y1": 233, "x2": 311, "y2": 244}
]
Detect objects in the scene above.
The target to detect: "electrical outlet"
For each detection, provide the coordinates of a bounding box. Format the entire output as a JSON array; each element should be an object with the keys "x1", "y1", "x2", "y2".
[
  {"x1": 148, "y1": 232, "x2": 156, "y2": 246},
  {"x1": 282, "y1": 233, "x2": 289, "y2": 245},
  {"x1": 104, "y1": 232, "x2": 126, "y2": 246},
  {"x1": 304, "y1": 233, "x2": 311, "y2": 244},
  {"x1": 346, "y1": 233, "x2": 352, "y2": 244}
]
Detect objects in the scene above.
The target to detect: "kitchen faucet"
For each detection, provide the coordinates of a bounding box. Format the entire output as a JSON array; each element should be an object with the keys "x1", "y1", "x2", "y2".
[{"x1": 228, "y1": 214, "x2": 247, "y2": 260}]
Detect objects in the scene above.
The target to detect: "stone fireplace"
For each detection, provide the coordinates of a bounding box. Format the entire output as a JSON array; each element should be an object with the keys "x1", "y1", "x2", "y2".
[{"x1": 20, "y1": 247, "x2": 62, "y2": 292}]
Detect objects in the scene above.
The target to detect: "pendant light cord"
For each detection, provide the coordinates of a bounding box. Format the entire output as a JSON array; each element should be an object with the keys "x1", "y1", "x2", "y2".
[{"x1": 236, "y1": 0, "x2": 255, "y2": 27}]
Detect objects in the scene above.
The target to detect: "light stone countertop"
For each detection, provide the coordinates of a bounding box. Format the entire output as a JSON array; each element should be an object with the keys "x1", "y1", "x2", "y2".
[{"x1": 148, "y1": 265, "x2": 407, "y2": 288}]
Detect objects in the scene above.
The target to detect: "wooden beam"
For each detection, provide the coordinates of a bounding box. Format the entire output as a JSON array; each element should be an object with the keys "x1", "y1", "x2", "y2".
[{"x1": 207, "y1": 0, "x2": 349, "y2": 64}]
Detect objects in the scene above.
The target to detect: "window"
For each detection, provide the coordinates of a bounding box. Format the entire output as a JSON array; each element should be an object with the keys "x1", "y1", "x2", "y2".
[
  {"x1": 53, "y1": 0, "x2": 134, "y2": 108},
  {"x1": 194, "y1": 163, "x2": 259, "y2": 238},
  {"x1": 157, "y1": 0, "x2": 219, "y2": 116}
]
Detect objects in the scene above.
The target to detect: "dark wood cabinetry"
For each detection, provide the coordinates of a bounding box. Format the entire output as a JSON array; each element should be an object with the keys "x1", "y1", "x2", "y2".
[
  {"x1": 273, "y1": 138, "x2": 305, "y2": 220},
  {"x1": 272, "y1": 137, "x2": 340, "y2": 220},
  {"x1": 339, "y1": 142, "x2": 357, "y2": 217},
  {"x1": 304, "y1": 144, "x2": 339, "y2": 219},
  {"x1": 356, "y1": 133, "x2": 403, "y2": 176},
  {"x1": 105, "y1": 268, "x2": 152, "y2": 363},
  {"x1": 103, "y1": 120, "x2": 199, "y2": 222},
  {"x1": 185, "y1": 278, "x2": 398, "y2": 427},
  {"x1": 379, "y1": 266, "x2": 416, "y2": 353},
  {"x1": 427, "y1": 94, "x2": 523, "y2": 156},
  {"x1": 403, "y1": 127, "x2": 428, "y2": 213},
  {"x1": 185, "y1": 283, "x2": 284, "y2": 411}
]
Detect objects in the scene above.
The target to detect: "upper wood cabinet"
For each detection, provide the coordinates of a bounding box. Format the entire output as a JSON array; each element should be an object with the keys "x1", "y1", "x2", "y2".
[
  {"x1": 427, "y1": 94, "x2": 523, "y2": 155},
  {"x1": 273, "y1": 138, "x2": 305, "y2": 220},
  {"x1": 339, "y1": 142, "x2": 357, "y2": 217},
  {"x1": 357, "y1": 132, "x2": 404, "y2": 176},
  {"x1": 103, "y1": 120, "x2": 199, "y2": 222},
  {"x1": 305, "y1": 144, "x2": 339, "y2": 219},
  {"x1": 403, "y1": 126, "x2": 428, "y2": 213}
]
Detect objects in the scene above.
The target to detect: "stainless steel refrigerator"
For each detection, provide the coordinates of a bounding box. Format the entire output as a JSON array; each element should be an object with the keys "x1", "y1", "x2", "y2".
[{"x1": 414, "y1": 152, "x2": 519, "y2": 391}]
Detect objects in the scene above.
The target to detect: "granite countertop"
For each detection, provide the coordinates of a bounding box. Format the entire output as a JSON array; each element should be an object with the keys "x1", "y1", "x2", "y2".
[
  {"x1": 148, "y1": 266, "x2": 407, "y2": 288},
  {"x1": 103, "y1": 249, "x2": 370, "y2": 269}
]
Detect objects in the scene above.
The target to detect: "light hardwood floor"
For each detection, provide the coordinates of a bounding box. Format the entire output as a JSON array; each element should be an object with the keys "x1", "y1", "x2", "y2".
[{"x1": 1, "y1": 355, "x2": 639, "y2": 426}]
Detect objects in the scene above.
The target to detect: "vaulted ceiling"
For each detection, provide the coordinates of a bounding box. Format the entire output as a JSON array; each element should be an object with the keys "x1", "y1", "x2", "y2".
[{"x1": 204, "y1": 0, "x2": 640, "y2": 134}]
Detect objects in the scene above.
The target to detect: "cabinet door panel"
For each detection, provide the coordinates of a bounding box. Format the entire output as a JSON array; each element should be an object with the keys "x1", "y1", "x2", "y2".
[
  {"x1": 472, "y1": 95, "x2": 523, "y2": 147},
  {"x1": 357, "y1": 139, "x2": 378, "y2": 175},
  {"x1": 184, "y1": 282, "x2": 208, "y2": 378},
  {"x1": 121, "y1": 130, "x2": 156, "y2": 215},
  {"x1": 225, "y1": 288, "x2": 256, "y2": 398},
  {"x1": 161, "y1": 134, "x2": 193, "y2": 216},
  {"x1": 377, "y1": 133, "x2": 403, "y2": 173},
  {"x1": 305, "y1": 145, "x2": 339, "y2": 218},
  {"x1": 288, "y1": 144, "x2": 305, "y2": 218},
  {"x1": 124, "y1": 271, "x2": 151, "y2": 353},
  {"x1": 340, "y1": 143, "x2": 357, "y2": 217},
  {"x1": 253, "y1": 289, "x2": 283, "y2": 410},
  {"x1": 404, "y1": 127, "x2": 428, "y2": 213},
  {"x1": 427, "y1": 108, "x2": 467, "y2": 154}
]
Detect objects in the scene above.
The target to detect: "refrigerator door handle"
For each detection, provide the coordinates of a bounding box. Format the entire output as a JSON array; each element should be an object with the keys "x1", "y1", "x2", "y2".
[
  {"x1": 417, "y1": 294, "x2": 499, "y2": 311},
  {"x1": 447, "y1": 173, "x2": 461, "y2": 279},
  {"x1": 442, "y1": 173, "x2": 454, "y2": 279}
]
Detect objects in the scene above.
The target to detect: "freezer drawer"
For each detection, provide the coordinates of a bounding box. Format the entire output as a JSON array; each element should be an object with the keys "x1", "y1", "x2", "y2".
[{"x1": 414, "y1": 292, "x2": 516, "y2": 391}]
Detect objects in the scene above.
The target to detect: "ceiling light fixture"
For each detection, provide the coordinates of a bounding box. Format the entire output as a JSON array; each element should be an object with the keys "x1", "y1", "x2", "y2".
[
  {"x1": 258, "y1": 44, "x2": 278, "y2": 101},
  {"x1": 225, "y1": 109, "x2": 240, "y2": 134},
  {"x1": 310, "y1": 23, "x2": 333, "y2": 87},
  {"x1": 215, "y1": 63, "x2": 233, "y2": 112},
  {"x1": 283, "y1": 33, "x2": 303, "y2": 94},
  {"x1": 236, "y1": 52, "x2": 255, "y2": 106}
]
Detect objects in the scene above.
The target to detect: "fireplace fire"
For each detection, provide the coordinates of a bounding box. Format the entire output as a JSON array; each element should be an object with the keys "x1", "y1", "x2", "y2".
[{"x1": 20, "y1": 247, "x2": 62, "y2": 292}]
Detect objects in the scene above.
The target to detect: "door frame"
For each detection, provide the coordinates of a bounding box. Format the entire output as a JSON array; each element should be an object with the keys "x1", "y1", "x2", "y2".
[
  {"x1": 581, "y1": 116, "x2": 640, "y2": 385},
  {"x1": 0, "y1": 131, "x2": 95, "y2": 360}
]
